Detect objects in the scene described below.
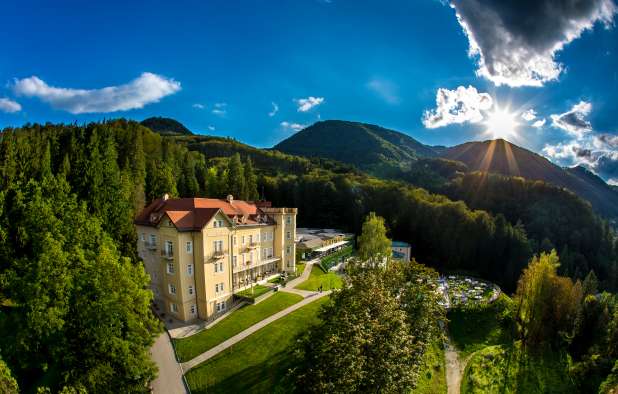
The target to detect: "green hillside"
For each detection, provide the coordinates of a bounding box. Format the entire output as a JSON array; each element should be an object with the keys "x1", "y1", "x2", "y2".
[{"x1": 273, "y1": 120, "x2": 436, "y2": 174}]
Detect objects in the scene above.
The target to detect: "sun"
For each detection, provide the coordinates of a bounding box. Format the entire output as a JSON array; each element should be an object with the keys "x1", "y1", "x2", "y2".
[{"x1": 483, "y1": 107, "x2": 519, "y2": 140}]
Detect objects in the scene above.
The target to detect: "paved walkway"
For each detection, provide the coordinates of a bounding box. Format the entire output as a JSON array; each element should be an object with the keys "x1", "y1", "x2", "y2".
[
  {"x1": 286, "y1": 259, "x2": 316, "y2": 288},
  {"x1": 181, "y1": 289, "x2": 331, "y2": 372},
  {"x1": 150, "y1": 333, "x2": 187, "y2": 394}
]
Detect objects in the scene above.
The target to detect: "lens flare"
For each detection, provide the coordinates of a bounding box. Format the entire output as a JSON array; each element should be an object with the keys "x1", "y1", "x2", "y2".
[{"x1": 483, "y1": 107, "x2": 519, "y2": 140}]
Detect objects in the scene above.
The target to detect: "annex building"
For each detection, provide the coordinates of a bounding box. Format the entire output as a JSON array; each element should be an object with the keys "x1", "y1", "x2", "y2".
[{"x1": 135, "y1": 194, "x2": 297, "y2": 322}]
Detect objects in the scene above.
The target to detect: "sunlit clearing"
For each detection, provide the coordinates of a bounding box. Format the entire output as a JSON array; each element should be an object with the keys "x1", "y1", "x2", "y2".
[{"x1": 484, "y1": 107, "x2": 519, "y2": 140}]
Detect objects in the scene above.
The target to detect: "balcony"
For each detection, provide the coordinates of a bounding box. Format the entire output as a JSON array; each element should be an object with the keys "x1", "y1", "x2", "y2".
[
  {"x1": 212, "y1": 250, "x2": 227, "y2": 260},
  {"x1": 246, "y1": 242, "x2": 258, "y2": 250},
  {"x1": 145, "y1": 242, "x2": 157, "y2": 250},
  {"x1": 161, "y1": 249, "x2": 174, "y2": 260},
  {"x1": 233, "y1": 256, "x2": 280, "y2": 273}
]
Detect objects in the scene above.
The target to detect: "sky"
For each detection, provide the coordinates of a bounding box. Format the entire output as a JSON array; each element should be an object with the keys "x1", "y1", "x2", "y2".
[{"x1": 1, "y1": 0, "x2": 618, "y2": 182}]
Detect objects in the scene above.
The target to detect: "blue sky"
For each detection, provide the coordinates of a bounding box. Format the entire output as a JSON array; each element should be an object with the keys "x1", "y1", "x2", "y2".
[{"x1": 1, "y1": 0, "x2": 617, "y2": 181}]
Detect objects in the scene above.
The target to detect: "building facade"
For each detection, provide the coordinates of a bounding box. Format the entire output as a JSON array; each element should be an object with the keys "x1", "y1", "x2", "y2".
[
  {"x1": 392, "y1": 241, "x2": 412, "y2": 262},
  {"x1": 135, "y1": 194, "x2": 297, "y2": 322}
]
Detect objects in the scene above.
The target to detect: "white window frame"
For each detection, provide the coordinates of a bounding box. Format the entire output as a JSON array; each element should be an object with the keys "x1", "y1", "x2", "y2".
[
  {"x1": 168, "y1": 283, "x2": 176, "y2": 295},
  {"x1": 286, "y1": 215, "x2": 291, "y2": 224},
  {"x1": 167, "y1": 262, "x2": 175, "y2": 274},
  {"x1": 232, "y1": 256, "x2": 237, "y2": 268},
  {"x1": 186, "y1": 241, "x2": 192, "y2": 253},
  {"x1": 187, "y1": 264, "x2": 193, "y2": 276},
  {"x1": 287, "y1": 246, "x2": 291, "y2": 254},
  {"x1": 219, "y1": 262, "x2": 224, "y2": 272},
  {"x1": 141, "y1": 233, "x2": 145, "y2": 241},
  {"x1": 170, "y1": 303, "x2": 178, "y2": 313},
  {"x1": 149, "y1": 234, "x2": 156, "y2": 245},
  {"x1": 286, "y1": 231, "x2": 291, "y2": 240}
]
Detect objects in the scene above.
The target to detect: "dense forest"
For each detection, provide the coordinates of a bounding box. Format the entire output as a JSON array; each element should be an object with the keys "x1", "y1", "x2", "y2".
[{"x1": 0, "y1": 119, "x2": 616, "y2": 392}]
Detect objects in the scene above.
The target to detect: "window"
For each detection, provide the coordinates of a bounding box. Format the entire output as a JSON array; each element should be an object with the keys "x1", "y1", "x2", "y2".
[
  {"x1": 249, "y1": 251, "x2": 253, "y2": 263},
  {"x1": 249, "y1": 235, "x2": 253, "y2": 244},
  {"x1": 187, "y1": 264, "x2": 193, "y2": 275},
  {"x1": 220, "y1": 282, "x2": 224, "y2": 292},
  {"x1": 141, "y1": 233, "x2": 145, "y2": 241},
  {"x1": 214, "y1": 263, "x2": 218, "y2": 273},
  {"x1": 241, "y1": 236, "x2": 246, "y2": 245},
  {"x1": 170, "y1": 303, "x2": 178, "y2": 313},
  {"x1": 232, "y1": 256, "x2": 237, "y2": 268},
  {"x1": 188, "y1": 285, "x2": 194, "y2": 295},
  {"x1": 213, "y1": 220, "x2": 218, "y2": 228},
  {"x1": 233, "y1": 236, "x2": 237, "y2": 246},
  {"x1": 219, "y1": 262, "x2": 224, "y2": 272},
  {"x1": 186, "y1": 241, "x2": 192, "y2": 253},
  {"x1": 286, "y1": 231, "x2": 291, "y2": 240},
  {"x1": 262, "y1": 249, "x2": 267, "y2": 259},
  {"x1": 149, "y1": 234, "x2": 156, "y2": 245},
  {"x1": 216, "y1": 301, "x2": 226, "y2": 312},
  {"x1": 215, "y1": 282, "x2": 225, "y2": 294},
  {"x1": 256, "y1": 234, "x2": 260, "y2": 242},
  {"x1": 286, "y1": 215, "x2": 291, "y2": 224},
  {"x1": 168, "y1": 284, "x2": 176, "y2": 295},
  {"x1": 286, "y1": 246, "x2": 291, "y2": 254},
  {"x1": 167, "y1": 262, "x2": 174, "y2": 274},
  {"x1": 213, "y1": 240, "x2": 223, "y2": 252},
  {"x1": 164, "y1": 240, "x2": 173, "y2": 256},
  {"x1": 218, "y1": 220, "x2": 224, "y2": 227},
  {"x1": 190, "y1": 304, "x2": 196, "y2": 315},
  {"x1": 242, "y1": 254, "x2": 246, "y2": 265}
]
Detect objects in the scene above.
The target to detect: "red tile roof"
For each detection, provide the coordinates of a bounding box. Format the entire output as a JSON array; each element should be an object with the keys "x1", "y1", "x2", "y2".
[{"x1": 134, "y1": 197, "x2": 273, "y2": 231}]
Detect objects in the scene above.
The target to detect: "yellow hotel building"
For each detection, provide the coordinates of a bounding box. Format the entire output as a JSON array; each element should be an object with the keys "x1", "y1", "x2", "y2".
[{"x1": 135, "y1": 194, "x2": 297, "y2": 322}]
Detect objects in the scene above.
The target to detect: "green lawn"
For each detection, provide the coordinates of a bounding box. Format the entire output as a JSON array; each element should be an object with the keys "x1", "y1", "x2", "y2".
[
  {"x1": 413, "y1": 341, "x2": 447, "y2": 394},
  {"x1": 461, "y1": 342, "x2": 575, "y2": 394},
  {"x1": 448, "y1": 294, "x2": 513, "y2": 358},
  {"x1": 174, "y1": 292, "x2": 303, "y2": 362},
  {"x1": 185, "y1": 296, "x2": 329, "y2": 394},
  {"x1": 295, "y1": 262, "x2": 306, "y2": 276},
  {"x1": 236, "y1": 284, "x2": 271, "y2": 299},
  {"x1": 295, "y1": 265, "x2": 343, "y2": 291}
]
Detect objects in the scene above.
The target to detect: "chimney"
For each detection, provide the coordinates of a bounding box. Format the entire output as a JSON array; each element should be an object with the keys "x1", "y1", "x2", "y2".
[
  {"x1": 163, "y1": 193, "x2": 169, "y2": 201},
  {"x1": 226, "y1": 194, "x2": 234, "y2": 203}
]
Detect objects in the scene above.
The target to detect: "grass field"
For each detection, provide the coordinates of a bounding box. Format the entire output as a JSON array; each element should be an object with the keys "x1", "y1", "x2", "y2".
[
  {"x1": 185, "y1": 296, "x2": 329, "y2": 394},
  {"x1": 174, "y1": 292, "x2": 303, "y2": 362},
  {"x1": 295, "y1": 265, "x2": 343, "y2": 291},
  {"x1": 461, "y1": 342, "x2": 575, "y2": 394},
  {"x1": 413, "y1": 341, "x2": 447, "y2": 394},
  {"x1": 448, "y1": 294, "x2": 513, "y2": 358},
  {"x1": 236, "y1": 284, "x2": 271, "y2": 299}
]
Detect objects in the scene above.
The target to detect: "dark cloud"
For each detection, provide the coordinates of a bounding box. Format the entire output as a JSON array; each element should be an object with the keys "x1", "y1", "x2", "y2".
[
  {"x1": 449, "y1": 0, "x2": 616, "y2": 86},
  {"x1": 550, "y1": 101, "x2": 593, "y2": 137}
]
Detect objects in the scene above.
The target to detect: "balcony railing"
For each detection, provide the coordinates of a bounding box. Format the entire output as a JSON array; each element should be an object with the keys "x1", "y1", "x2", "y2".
[
  {"x1": 145, "y1": 242, "x2": 157, "y2": 250},
  {"x1": 161, "y1": 249, "x2": 174, "y2": 259},
  {"x1": 212, "y1": 250, "x2": 227, "y2": 259}
]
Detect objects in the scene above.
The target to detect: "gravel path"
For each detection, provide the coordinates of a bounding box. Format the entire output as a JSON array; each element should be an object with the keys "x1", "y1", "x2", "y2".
[{"x1": 444, "y1": 335, "x2": 467, "y2": 394}]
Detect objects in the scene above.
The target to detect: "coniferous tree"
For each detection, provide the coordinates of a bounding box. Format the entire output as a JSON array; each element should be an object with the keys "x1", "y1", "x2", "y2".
[
  {"x1": 244, "y1": 156, "x2": 259, "y2": 201},
  {"x1": 226, "y1": 153, "x2": 245, "y2": 199}
]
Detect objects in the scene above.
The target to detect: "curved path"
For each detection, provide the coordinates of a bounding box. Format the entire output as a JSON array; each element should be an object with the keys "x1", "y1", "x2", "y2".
[{"x1": 181, "y1": 289, "x2": 330, "y2": 372}]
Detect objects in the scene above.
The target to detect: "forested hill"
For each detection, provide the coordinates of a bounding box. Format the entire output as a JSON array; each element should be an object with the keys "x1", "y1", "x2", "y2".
[
  {"x1": 141, "y1": 116, "x2": 193, "y2": 135},
  {"x1": 440, "y1": 139, "x2": 618, "y2": 219},
  {"x1": 273, "y1": 120, "x2": 436, "y2": 174}
]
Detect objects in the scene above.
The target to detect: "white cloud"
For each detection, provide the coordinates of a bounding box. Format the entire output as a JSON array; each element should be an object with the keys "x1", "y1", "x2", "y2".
[
  {"x1": 608, "y1": 178, "x2": 618, "y2": 186},
  {"x1": 212, "y1": 102, "x2": 227, "y2": 117},
  {"x1": 532, "y1": 119, "x2": 546, "y2": 128},
  {"x1": 422, "y1": 85, "x2": 493, "y2": 129},
  {"x1": 12, "y1": 72, "x2": 180, "y2": 114},
  {"x1": 0, "y1": 98, "x2": 21, "y2": 113},
  {"x1": 550, "y1": 101, "x2": 593, "y2": 137},
  {"x1": 366, "y1": 78, "x2": 400, "y2": 104},
  {"x1": 448, "y1": 0, "x2": 617, "y2": 87},
  {"x1": 521, "y1": 109, "x2": 537, "y2": 121},
  {"x1": 295, "y1": 96, "x2": 324, "y2": 112},
  {"x1": 280, "y1": 121, "x2": 306, "y2": 132},
  {"x1": 192, "y1": 103, "x2": 205, "y2": 109},
  {"x1": 269, "y1": 102, "x2": 279, "y2": 117},
  {"x1": 208, "y1": 125, "x2": 215, "y2": 131}
]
